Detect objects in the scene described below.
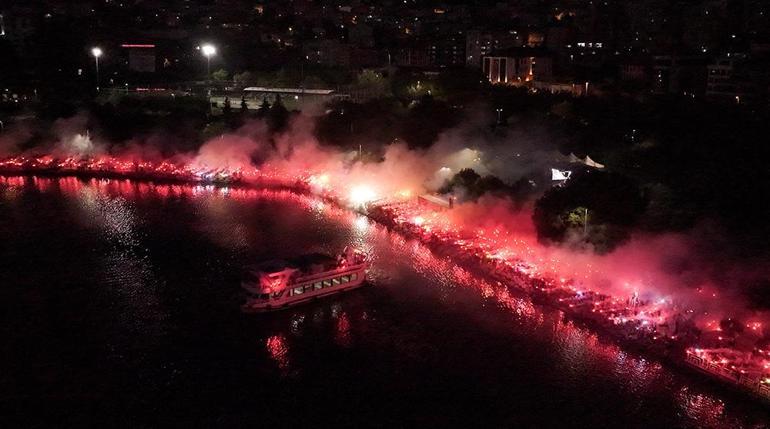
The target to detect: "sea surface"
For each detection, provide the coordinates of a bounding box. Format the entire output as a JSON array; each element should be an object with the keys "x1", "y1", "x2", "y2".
[{"x1": 1, "y1": 176, "x2": 768, "y2": 428}]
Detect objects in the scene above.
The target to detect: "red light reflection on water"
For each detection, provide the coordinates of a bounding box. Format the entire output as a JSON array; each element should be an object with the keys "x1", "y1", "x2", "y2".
[
  {"x1": 17, "y1": 176, "x2": 325, "y2": 207},
  {"x1": 677, "y1": 388, "x2": 733, "y2": 427},
  {"x1": 379, "y1": 228, "x2": 740, "y2": 426},
  {"x1": 57, "y1": 176, "x2": 86, "y2": 195},
  {"x1": 0, "y1": 175, "x2": 26, "y2": 188},
  {"x1": 335, "y1": 312, "x2": 352, "y2": 347},
  {"x1": 31, "y1": 176, "x2": 53, "y2": 193},
  {"x1": 8, "y1": 175, "x2": 760, "y2": 424},
  {"x1": 265, "y1": 334, "x2": 290, "y2": 373},
  {"x1": 390, "y1": 234, "x2": 538, "y2": 319}
]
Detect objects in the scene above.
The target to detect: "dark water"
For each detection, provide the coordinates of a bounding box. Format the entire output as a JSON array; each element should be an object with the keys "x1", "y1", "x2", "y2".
[{"x1": 1, "y1": 176, "x2": 768, "y2": 428}]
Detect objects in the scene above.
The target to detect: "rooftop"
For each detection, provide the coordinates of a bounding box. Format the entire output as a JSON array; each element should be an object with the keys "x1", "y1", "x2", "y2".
[{"x1": 243, "y1": 87, "x2": 336, "y2": 95}]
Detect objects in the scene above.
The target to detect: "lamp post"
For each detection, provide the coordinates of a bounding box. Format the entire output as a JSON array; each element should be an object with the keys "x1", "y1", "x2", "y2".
[
  {"x1": 199, "y1": 44, "x2": 217, "y2": 114},
  {"x1": 91, "y1": 47, "x2": 103, "y2": 91},
  {"x1": 496, "y1": 108, "x2": 503, "y2": 124},
  {"x1": 201, "y1": 44, "x2": 216, "y2": 80}
]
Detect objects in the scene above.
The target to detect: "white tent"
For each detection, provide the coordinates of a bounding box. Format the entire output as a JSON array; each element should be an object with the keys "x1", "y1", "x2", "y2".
[
  {"x1": 551, "y1": 168, "x2": 572, "y2": 181},
  {"x1": 567, "y1": 152, "x2": 605, "y2": 169},
  {"x1": 584, "y1": 155, "x2": 605, "y2": 169}
]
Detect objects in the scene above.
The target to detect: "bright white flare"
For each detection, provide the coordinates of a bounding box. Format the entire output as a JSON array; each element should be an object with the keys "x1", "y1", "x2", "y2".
[
  {"x1": 349, "y1": 185, "x2": 377, "y2": 206},
  {"x1": 91, "y1": 47, "x2": 102, "y2": 58}
]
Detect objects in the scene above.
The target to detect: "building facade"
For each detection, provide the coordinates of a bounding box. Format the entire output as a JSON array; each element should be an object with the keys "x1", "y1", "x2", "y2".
[{"x1": 483, "y1": 48, "x2": 553, "y2": 84}]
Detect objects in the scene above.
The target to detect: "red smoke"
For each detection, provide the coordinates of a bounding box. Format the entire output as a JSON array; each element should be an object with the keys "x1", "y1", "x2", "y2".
[{"x1": 2, "y1": 113, "x2": 769, "y2": 332}]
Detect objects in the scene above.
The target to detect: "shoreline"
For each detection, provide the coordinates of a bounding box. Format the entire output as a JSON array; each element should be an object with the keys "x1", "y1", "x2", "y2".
[{"x1": 2, "y1": 169, "x2": 769, "y2": 409}]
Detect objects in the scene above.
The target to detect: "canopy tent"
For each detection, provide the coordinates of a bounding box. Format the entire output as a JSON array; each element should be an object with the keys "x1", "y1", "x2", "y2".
[
  {"x1": 567, "y1": 153, "x2": 605, "y2": 169},
  {"x1": 551, "y1": 168, "x2": 572, "y2": 181},
  {"x1": 584, "y1": 155, "x2": 605, "y2": 169}
]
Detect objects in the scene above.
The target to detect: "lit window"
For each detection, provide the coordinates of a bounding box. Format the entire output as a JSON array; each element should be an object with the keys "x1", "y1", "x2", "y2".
[
  {"x1": 323, "y1": 279, "x2": 332, "y2": 288},
  {"x1": 333, "y1": 278, "x2": 341, "y2": 285},
  {"x1": 293, "y1": 287, "x2": 304, "y2": 295},
  {"x1": 340, "y1": 275, "x2": 350, "y2": 283},
  {"x1": 314, "y1": 282, "x2": 323, "y2": 290},
  {"x1": 350, "y1": 273, "x2": 357, "y2": 281}
]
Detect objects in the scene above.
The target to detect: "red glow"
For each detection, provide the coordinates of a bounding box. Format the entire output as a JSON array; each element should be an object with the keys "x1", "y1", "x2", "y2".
[
  {"x1": 265, "y1": 335, "x2": 290, "y2": 372},
  {"x1": 3, "y1": 150, "x2": 770, "y2": 402}
]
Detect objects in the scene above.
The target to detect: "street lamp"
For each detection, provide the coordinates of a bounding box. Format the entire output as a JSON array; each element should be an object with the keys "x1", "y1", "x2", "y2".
[
  {"x1": 496, "y1": 108, "x2": 503, "y2": 124},
  {"x1": 91, "y1": 47, "x2": 103, "y2": 90},
  {"x1": 200, "y1": 44, "x2": 216, "y2": 79}
]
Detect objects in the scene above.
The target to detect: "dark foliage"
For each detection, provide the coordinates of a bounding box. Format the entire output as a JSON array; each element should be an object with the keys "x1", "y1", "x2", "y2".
[
  {"x1": 440, "y1": 168, "x2": 533, "y2": 206},
  {"x1": 533, "y1": 170, "x2": 646, "y2": 253}
]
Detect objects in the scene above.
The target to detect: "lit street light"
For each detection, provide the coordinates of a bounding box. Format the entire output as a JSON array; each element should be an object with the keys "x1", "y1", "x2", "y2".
[
  {"x1": 496, "y1": 108, "x2": 503, "y2": 124},
  {"x1": 200, "y1": 44, "x2": 216, "y2": 79},
  {"x1": 91, "y1": 47, "x2": 103, "y2": 90}
]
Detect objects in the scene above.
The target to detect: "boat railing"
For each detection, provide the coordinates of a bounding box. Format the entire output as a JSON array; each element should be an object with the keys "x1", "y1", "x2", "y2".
[{"x1": 293, "y1": 261, "x2": 367, "y2": 284}]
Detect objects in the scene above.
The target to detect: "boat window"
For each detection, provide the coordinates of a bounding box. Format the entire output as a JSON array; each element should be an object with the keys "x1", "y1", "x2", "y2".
[
  {"x1": 340, "y1": 275, "x2": 349, "y2": 283},
  {"x1": 332, "y1": 277, "x2": 341, "y2": 285},
  {"x1": 272, "y1": 291, "x2": 284, "y2": 298},
  {"x1": 314, "y1": 282, "x2": 323, "y2": 290},
  {"x1": 293, "y1": 287, "x2": 304, "y2": 295},
  {"x1": 323, "y1": 279, "x2": 332, "y2": 288},
  {"x1": 350, "y1": 273, "x2": 357, "y2": 281},
  {"x1": 304, "y1": 284, "x2": 313, "y2": 292}
]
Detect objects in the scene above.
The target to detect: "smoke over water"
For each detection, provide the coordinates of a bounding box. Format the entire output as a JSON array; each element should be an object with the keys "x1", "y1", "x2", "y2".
[{"x1": 2, "y1": 111, "x2": 769, "y2": 330}]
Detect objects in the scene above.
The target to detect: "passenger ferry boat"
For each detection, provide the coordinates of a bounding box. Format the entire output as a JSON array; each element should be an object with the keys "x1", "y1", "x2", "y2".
[{"x1": 242, "y1": 247, "x2": 370, "y2": 312}]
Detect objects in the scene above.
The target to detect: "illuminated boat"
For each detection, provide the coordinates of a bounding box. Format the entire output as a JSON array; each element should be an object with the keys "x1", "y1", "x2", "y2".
[{"x1": 242, "y1": 247, "x2": 370, "y2": 312}]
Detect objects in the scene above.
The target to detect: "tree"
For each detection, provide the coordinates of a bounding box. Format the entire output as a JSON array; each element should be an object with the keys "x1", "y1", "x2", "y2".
[
  {"x1": 351, "y1": 69, "x2": 389, "y2": 99},
  {"x1": 233, "y1": 71, "x2": 256, "y2": 86},
  {"x1": 509, "y1": 177, "x2": 536, "y2": 206},
  {"x1": 256, "y1": 97, "x2": 270, "y2": 118},
  {"x1": 565, "y1": 207, "x2": 589, "y2": 230},
  {"x1": 222, "y1": 96, "x2": 232, "y2": 116},
  {"x1": 268, "y1": 94, "x2": 289, "y2": 131},
  {"x1": 533, "y1": 170, "x2": 646, "y2": 253},
  {"x1": 356, "y1": 69, "x2": 385, "y2": 87},
  {"x1": 446, "y1": 168, "x2": 481, "y2": 195},
  {"x1": 440, "y1": 169, "x2": 516, "y2": 201},
  {"x1": 401, "y1": 95, "x2": 456, "y2": 148},
  {"x1": 436, "y1": 68, "x2": 485, "y2": 98},
  {"x1": 477, "y1": 175, "x2": 509, "y2": 196},
  {"x1": 212, "y1": 68, "x2": 229, "y2": 82}
]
